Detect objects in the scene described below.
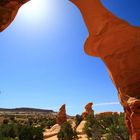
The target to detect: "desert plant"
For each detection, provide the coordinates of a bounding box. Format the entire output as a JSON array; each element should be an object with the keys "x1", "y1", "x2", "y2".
[
  {"x1": 45, "y1": 118, "x2": 56, "y2": 129},
  {"x1": 57, "y1": 122, "x2": 78, "y2": 140},
  {"x1": 74, "y1": 114, "x2": 82, "y2": 128},
  {"x1": 83, "y1": 113, "x2": 129, "y2": 140},
  {"x1": 83, "y1": 115, "x2": 103, "y2": 140},
  {"x1": 19, "y1": 126, "x2": 43, "y2": 140},
  {"x1": 0, "y1": 124, "x2": 19, "y2": 138},
  {"x1": 3, "y1": 119, "x2": 9, "y2": 124}
]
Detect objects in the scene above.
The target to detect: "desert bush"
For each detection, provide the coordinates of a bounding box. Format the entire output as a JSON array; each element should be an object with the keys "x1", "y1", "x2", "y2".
[
  {"x1": 83, "y1": 113, "x2": 129, "y2": 140},
  {"x1": 0, "y1": 124, "x2": 19, "y2": 138},
  {"x1": 83, "y1": 115, "x2": 103, "y2": 140},
  {"x1": 0, "y1": 135, "x2": 19, "y2": 140},
  {"x1": 3, "y1": 119, "x2": 9, "y2": 124},
  {"x1": 19, "y1": 126, "x2": 43, "y2": 140},
  {"x1": 9, "y1": 116, "x2": 15, "y2": 122},
  {"x1": 74, "y1": 114, "x2": 82, "y2": 128},
  {"x1": 104, "y1": 113, "x2": 129, "y2": 140},
  {"x1": 0, "y1": 123, "x2": 43, "y2": 140},
  {"x1": 39, "y1": 118, "x2": 56, "y2": 129},
  {"x1": 57, "y1": 121, "x2": 78, "y2": 140},
  {"x1": 45, "y1": 118, "x2": 56, "y2": 129}
]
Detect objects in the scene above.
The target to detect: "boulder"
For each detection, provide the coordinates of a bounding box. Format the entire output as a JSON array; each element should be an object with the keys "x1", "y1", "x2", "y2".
[
  {"x1": 56, "y1": 104, "x2": 67, "y2": 125},
  {"x1": 0, "y1": 0, "x2": 29, "y2": 32},
  {"x1": 70, "y1": 0, "x2": 140, "y2": 139},
  {"x1": 44, "y1": 124, "x2": 60, "y2": 139}
]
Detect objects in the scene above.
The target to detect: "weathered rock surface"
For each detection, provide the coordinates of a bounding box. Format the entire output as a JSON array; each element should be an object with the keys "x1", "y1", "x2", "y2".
[
  {"x1": 76, "y1": 120, "x2": 87, "y2": 134},
  {"x1": 56, "y1": 104, "x2": 67, "y2": 125},
  {"x1": 43, "y1": 124, "x2": 60, "y2": 139},
  {"x1": 70, "y1": 0, "x2": 140, "y2": 139},
  {"x1": 44, "y1": 121, "x2": 88, "y2": 140},
  {"x1": 0, "y1": 0, "x2": 29, "y2": 32},
  {"x1": 96, "y1": 111, "x2": 120, "y2": 120},
  {"x1": 82, "y1": 102, "x2": 94, "y2": 119}
]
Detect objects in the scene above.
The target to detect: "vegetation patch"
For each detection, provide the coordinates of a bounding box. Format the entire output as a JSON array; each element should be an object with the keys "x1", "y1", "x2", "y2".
[{"x1": 83, "y1": 113, "x2": 129, "y2": 140}]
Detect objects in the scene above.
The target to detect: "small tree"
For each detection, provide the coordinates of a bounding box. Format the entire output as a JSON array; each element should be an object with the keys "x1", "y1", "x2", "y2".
[
  {"x1": 74, "y1": 114, "x2": 82, "y2": 128},
  {"x1": 0, "y1": 124, "x2": 18, "y2": 139},
  {"x1": 19, "y1": 126, "x2": 43, "y2": 140},
  {"x1": 3, "y1": 119, "x2": 9, "y2": 124},
  {"x1": 83, "y1": 113, "x2": 129, "y2": 140},
  {"x1": 57, "y1": 122, "x2": 78, "y2": 140},
  {"x1": 45, "y1": 118, "x2": 56, "y2": 129}
]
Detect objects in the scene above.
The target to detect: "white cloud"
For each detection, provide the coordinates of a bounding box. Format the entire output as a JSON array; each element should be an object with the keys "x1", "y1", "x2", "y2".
[{"x1": 94, "y1": 102, "x2": 120, "y2": 106}]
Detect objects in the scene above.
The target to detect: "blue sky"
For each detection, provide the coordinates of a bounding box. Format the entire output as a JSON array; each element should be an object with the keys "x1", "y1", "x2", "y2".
[{"x1": 0, "y1": 0, "x2": 140, "y2": 115}]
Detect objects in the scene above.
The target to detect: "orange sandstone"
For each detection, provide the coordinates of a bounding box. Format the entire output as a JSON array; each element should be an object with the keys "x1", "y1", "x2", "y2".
[
  {"x1": 0, "y1": 0, "x2": 29, "y2": 32},
  {"x1": 1, "y1": 0, "x2": 140, "y2": 139},
  {"x1": 82, "y1": 102, "x2": 94, "y2": 119},
  {"x1": 70, "y1": 0, "x2": 140, "y2": 139},
  {"x1": 56, "y1": 104, "x2": 67, "y2": 125}
]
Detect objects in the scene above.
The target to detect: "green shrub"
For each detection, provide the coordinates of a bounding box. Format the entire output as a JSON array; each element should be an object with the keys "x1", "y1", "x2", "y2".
[
  {"x1": 19, "y1": 126, "x2": 43, "y2": 140},
  {"x1": 0, "y1": 123, "x2": 43, "y2": 140},
  {"x1": 83, "y1": 115, "x2": 103, "y2": 139},
  {"x1": 0, "y1": 124, "x2": 19, "y2": 138},
  {"x1": 3, "y1": 119, "x2": 9, "y2": 124},
  {"x1": 57, "y1": 122, "x2": 78, "y2": 140},
  {"x1": 45, "y1": 118, "x2": 56, "y2": 129},
  {"x1": 83, "y1": 113, "x2": 129, "y2": 140},
  {"x1": 74, "y1": 114, "x2": 82, "y2": 128}
]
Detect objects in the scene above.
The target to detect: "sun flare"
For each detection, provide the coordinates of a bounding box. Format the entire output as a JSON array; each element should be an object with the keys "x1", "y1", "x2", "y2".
[{"x1": 19, "y1": 0, "x2": 54, "y2": 22}]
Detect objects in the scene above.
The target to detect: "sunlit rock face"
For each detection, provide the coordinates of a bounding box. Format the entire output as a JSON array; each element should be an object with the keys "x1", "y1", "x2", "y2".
[
  {"x1": 0, "y1": 0, "x2": 29, "y2": 32},
  {"x1": 96, "y1": 112, "x2": 120, "y2": 120},
  {"x1": 56, "y1": 104, "x2": 67, "y2": 125},
  {"x1": 70, "y1": 0, "x2": 140, "y2": 139},
  {"x1": 82, "y1": 102, "x2": 94, "y2": 119}
]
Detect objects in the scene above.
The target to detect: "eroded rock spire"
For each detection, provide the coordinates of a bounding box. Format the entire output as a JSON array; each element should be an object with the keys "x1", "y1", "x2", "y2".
[
  {"x1": 82, "y1": 102, "x2": 94, "y2": 119},
  {"x1": 56, "y1": 104, "x2": 67, "y2": 125}
]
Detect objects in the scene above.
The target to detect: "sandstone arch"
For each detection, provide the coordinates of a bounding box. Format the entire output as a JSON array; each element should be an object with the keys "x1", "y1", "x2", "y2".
[
  {"x1": 70, "y1": 0, "x2": 140, "y2": 139},
  {"x1": 0, "y1": 0, "x2": 29, "y2": 32},
  {"x1": 1, "y1": 0, "x2": 140, "y2": 139}
]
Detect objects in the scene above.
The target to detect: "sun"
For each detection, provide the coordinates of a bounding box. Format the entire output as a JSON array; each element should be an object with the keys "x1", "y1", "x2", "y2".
[{"x1": 18, "y1": 0, "x2": 54, "y2": 22}]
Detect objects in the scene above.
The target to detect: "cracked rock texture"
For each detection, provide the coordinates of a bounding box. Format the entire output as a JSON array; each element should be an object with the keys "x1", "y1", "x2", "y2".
[
  {"x1": 82, "y1": 102, "x2": 94, "y2": 119},
  {"x1": 70, "y1": 0, "x2": 140, "y2": 139},
  {"x1": 56, "y1": 104, "x2": 67, "y2": 125},
  {"x1": 0, "y1": 0, "x2": 29, "y2": 32}
]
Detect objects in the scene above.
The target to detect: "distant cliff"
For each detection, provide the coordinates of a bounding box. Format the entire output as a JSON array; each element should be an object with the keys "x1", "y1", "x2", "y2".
[{"x1": 0, "y1": 107, "x2": 56, "y2": 115}]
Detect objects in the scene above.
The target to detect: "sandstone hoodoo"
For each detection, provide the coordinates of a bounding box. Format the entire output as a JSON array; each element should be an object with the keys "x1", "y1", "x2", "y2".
[
  {"x1": 56, "y1": 104, "x2": 67, "y2": 125},
  {"x1": 82, "y1": 102, "x2": 94, "y2": 119},
  {"x1": 0, "y1": 0, "x2": 29, "y2": 32},
  {"x1": 70, "y1": 0, "x2": 140, "y2": 139}
]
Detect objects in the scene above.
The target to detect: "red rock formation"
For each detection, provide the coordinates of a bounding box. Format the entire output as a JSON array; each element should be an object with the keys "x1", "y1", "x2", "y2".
[
  {"x1": 96, "y1": 112, "x2": 120, "y2": 120},
  {"x1": 82, "y1": 102, "x2": 94, "y2": 119},
  {"x1": 56, "y1": 104, "x2": 67, "y2": 125},
  {"x1": 0, "y1": 0, "x2": 29, "y2": 32},
  {"x1": 70, "y1": 0, "x2": 140, "y2": 139}
]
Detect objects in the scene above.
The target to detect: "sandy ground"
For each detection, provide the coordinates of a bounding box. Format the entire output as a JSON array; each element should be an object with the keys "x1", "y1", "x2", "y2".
[
  {"x1": 44, "y1": 120, "x2": 88, "y2": 140},
  {"x1": 44, "y1": 134, "x2": 88, "y2": 140},
  {"x1": 45, "y1": 135, "x2": 57, "y2": 140}
]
